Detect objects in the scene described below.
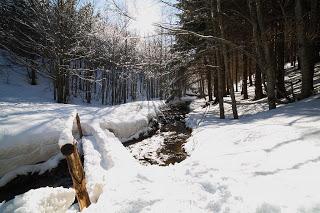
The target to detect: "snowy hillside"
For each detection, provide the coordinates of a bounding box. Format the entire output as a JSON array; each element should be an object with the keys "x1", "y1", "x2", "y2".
[
  {"x1": 1, "y1": 58, "x2": 320, "y2": 212},
  {"x1": 1, "y1": 84, "x2": 320, "y2": 212},
  {"x1": 78, "y1": 95, "x2": 320, "y2": 213},
  {"x1": 184, "y1": 95, "x2": 320, "y2": 212},
  {"x1": 1, "y1": 50, "x2": 320, "y2": 212}
]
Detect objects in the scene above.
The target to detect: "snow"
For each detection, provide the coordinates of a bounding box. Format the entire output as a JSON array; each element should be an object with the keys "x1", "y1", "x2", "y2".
[
  {"x1": 1, "y1": 59, "x2": 320, "y2": 212},
  {"x1": 0, "y1": 96, "x2": 163, "y2": 185},
  {"x1": 99, "y1": 101, "x2": 161, "y2": 142},
  {"x1": 0, "y1": 187, "x2": 75, "y2": 213},
  {"x1": 82, "y1": 94, "x2": 320, "y2": 213},
  {"x1": 182, "y1": 94, "x2": 320, "y2": 212},
  {"x1": 81, "y1": 123, "x2": 140, "y2": 203},
  {"x1": 0, "y1": 58, "x2": 163, "y2": 184},
  {"x1": 58, "y1": 110, "x2": 77, "y2": 148},
  {"x1": 2, "y1": 92, "x2": 320, "y2": 212}
]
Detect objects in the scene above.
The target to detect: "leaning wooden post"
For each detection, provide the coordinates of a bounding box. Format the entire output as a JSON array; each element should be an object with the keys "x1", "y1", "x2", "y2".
[
  {"x1": 61, "y1": 143, "x2": 91, "y2": 210},
  {"x1": 60, "y1": 112, "x2": 90, "y2": 210},
  {"x1": 75, "y1": 113, "x2": 83, "y2": 138}
]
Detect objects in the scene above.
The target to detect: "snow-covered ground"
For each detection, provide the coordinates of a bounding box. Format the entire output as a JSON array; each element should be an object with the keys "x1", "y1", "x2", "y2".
[
  {"x1": 185, "y1": 94, "x2": 320, "y2": 212},
  {"x1": 1, "y1": 59, "x2": 320, "y2": 212},
  {"x1": 84, "y1": 94, "x2": 320, "y2": 213},
  {"x1": 2, "y1": 91, "x2": 320, "y2": 212}
]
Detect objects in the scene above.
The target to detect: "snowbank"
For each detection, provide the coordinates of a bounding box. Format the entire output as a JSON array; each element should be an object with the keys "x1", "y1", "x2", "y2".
[
  {"x1": 0, "y1": 100, "x2": 162, "y2": 185},
  {"x1": 0, "y1": 102, "x2": 70, "y2": 177},
  {"x1": 0, "y1": 187, "x2": 75, "y2": 213},
  {"x1": 81, "y1": 123, "x2": 140, "y2": 203},
  {"x1": 98, "y1": 101, "x2": 162, "y2": 142}
]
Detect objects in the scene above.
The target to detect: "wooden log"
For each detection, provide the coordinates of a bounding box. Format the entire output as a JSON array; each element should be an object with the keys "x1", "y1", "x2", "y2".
[
  {"x1": 75, "y1": 113, "x2": 83, "y2": 138},
  {"x1": 61, "y1": 143, "x2": 90, "y2": 210}
]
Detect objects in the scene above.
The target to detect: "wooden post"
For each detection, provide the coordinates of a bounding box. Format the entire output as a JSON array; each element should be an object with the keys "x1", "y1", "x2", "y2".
[
  {"x1": 61, "y1": 143, "x2": 91, "y2": 210},
  {"x1": 75, "y1": 113, "x2": 83, "y2": 138}
]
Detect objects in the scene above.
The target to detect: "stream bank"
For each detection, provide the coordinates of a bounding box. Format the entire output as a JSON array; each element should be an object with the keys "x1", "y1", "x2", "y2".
[
  {"x1": 125, "y1": 100, "x2": 192, "y2": 166},
  {"x1": 0, "y1": 159, "x2": 73, "y2": 202},
  {"x1": 0, "y1": 100, "x2": 193, "y2": 202}
]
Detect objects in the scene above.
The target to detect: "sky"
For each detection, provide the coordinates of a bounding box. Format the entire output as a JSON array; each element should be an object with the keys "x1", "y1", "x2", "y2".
[
  {"x1": 80, "y1": 0, "x2": 163, "y2": 35},
  {"x1": 127, "y1": 0, "x2": 162, "y2": 35}
]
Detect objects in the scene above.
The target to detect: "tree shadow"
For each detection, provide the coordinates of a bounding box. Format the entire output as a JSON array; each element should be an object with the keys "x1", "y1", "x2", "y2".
[
  {"x1": 192, "y1": 94, "x2": 320, "y2": 129},
  {"x1": 254, "y1": 155, "x2": 320, "y2": 176},
  {"x1": 263, "y1": 130, "x2": 319, "y2": 153}
]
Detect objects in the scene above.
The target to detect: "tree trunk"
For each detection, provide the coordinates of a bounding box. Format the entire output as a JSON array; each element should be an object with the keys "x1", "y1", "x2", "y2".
[
  {"x1": 295, "y1": 0, "x2": 314, "y2": 99},
  {"x1": 275, "y1": 27, "x2": 286, "y2": 99},
  {"x1": 242, "y1": 53, "x2": 248, "y2": 99},
  {"x1": 200, "y1": 73, "x2": 205, "y2": 98},
  {"x1": 248, "y1": 63, "x2": 253, "y2": 87},
  {"x1": 254, "y1": 63, "x2": 264, "y2": 100},
  {"x1": 216, "y1": 50, "x2": 225, "y2": 119},
  {"x1": 235, "y1": 51, "x2": 239, "y2": 92},
  {"x1": 255, "y1": 0, "x2": 276, "y2": 109},
  {"x1": 30, "y1": 60, "x2": 37, "y2": 85},
  {"x1": 205, "y1": 58, "x2": 213, "y2": 102},
  {"x1": 217, "y1": 0, "x2": 238, "y2": 118},
  {"x1": 310, "y1": 0, "x2": 320, "y2": 63},
  {"x1": 220, "y1": 53, "x2": 227, "y2": 96}
]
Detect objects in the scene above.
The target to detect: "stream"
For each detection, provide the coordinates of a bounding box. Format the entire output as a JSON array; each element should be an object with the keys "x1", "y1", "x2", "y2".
[
  {"x1": 0, "y1": 100, "x2": 192, "y2": 202},
  {"x1": 0, "y1": 159, "x2": 73, "y2": 202},
  {"x1": 125, "y1": 100, "x2": 192, "y2": 166}
]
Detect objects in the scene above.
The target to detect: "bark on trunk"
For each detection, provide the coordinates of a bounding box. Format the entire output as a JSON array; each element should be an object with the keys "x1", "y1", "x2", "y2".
[
  {"x1": 218, "y1": 0, "x2": 237, "y2": 118},
  {"x1": 295, "y1": 0, "x2": 314, "y2": 98},
  {"x1": 255, "y1": 0, "x2": 276, "y2": 109},
  {"x1": 205, "y1": 58, "x2": 213, "y2": 102},
  {"x1": 254, "y1": 63, "x2": 264, "y2": 100},
  {"x1": 216, "y1": 50, "x2": 225, "y2": 119},
  {"x1": 242, "y1": 53, "x2": 248, "y2": 99},
  {"x1": 275, "y1": 24, "x2": 286, "y2": 99}
]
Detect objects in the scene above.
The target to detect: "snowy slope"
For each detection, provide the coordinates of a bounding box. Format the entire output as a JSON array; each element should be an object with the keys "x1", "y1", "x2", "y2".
[
  {"x1": 183, "y1": 95, "x2": 320, "y2": 212},
  {"x1": 1, "y1": 91, "x2": 320, "y2": 212},
  {"x1": 41, "y1": 93, "x2": 313, "y2": 213},
  {"x1": 0, "y1": 50, "x2": 54, "y2": 103},
  {"x1": 1, "y1": 53, "x2": 320, "y2": 212},
  {"x1": 79, "y1": 95, "x2": 320, "y2": 213}
]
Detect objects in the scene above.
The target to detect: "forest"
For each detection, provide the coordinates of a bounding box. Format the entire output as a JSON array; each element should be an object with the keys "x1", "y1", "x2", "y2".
[
  {"x1": 0, "y1": 0, "x2": 172, "y2": 105},
  {"x1": 171, "y1": 0, "x2": 320, "y2": 118},
  {"x1": 1, "y1": 0, "x2": 319, "y2": 113},
  {"x1": 0, "y1": 0, "x2": 320, "y2": 212}
]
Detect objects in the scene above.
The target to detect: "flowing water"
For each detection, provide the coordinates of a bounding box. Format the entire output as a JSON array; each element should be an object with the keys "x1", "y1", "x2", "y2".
[{"x1": 125, "y1": 100, "x2": 192, "y2": 166}]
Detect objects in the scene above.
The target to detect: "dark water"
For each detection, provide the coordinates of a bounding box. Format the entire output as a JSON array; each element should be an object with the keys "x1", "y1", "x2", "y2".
[
  {"x1": 125, "y1": 101, "x2": 192, "y2": 165},
  {"x1": 0, "y1": 159, "x2": 73, "y2": 202}
]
